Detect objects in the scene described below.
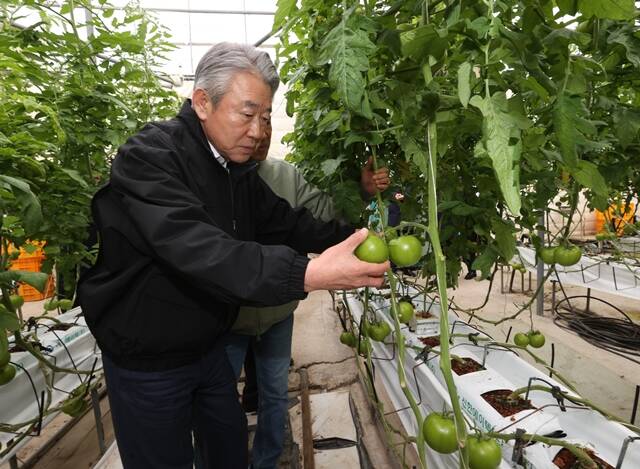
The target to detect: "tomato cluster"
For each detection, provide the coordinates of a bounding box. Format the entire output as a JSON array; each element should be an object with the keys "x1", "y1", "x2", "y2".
[
  {"x1": 423, "y1": 413, "x2": 502, "y2": 469},
  {"x1": 513, "y1": 331, "x2": 545, "y2": 348},
  {"x1": 355, "y1": 233, "x2": 423, "y2": 268},
  {"x1": 537, "y1": 245, "x2": 582, "y2": 266}
]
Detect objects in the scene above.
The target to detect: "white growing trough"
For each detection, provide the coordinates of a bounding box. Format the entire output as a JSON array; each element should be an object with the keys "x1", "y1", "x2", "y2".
[
  {"x1": 343, "y1": 289, "x2": 640, "y2": 469},
  {"x1": 0, "y1": 307, "x2": 101, "y2": 463}
]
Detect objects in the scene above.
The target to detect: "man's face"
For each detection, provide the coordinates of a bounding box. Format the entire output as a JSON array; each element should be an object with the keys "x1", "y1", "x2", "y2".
[
  {"x1": 193, "y1": 72, "x2": 272, "y2": 164},
  {"x1": 252, "y1": 121, "x2": 272, "y2": 162}
]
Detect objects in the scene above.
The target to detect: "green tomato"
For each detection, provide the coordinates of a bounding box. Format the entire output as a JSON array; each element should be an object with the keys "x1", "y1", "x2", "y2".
[
  {"x1": 354, "y1": 234, "x2": 389, "y2": 264},
  {"x1": 340, "y1": 331, "x2": 357, "y2": 348},
  {"x1": 423, "y1": 413, "x2": 458, "y2": 454},
  {"x1": 513, "y1": 332, "x2": 529, "y2": 348},
  {"x1": 62, "y1": 397, "x2": 88, "y2": 418},
  {"x1": 9, "y1": 295, "x2": 24, "y2": 309},
  {"x1": 538, "y1": 246, "x2": 557, "y2": 265},
  {"x1": 388, "y1": 235, "x2": 423, "y2": 267},
  {"x1": 397, "y1": 301, "x2": 414, "y2": 324},
  {"x1": 554, "y1": 245, "x2": 582, "y2": 266},
  {"x1": 528, "y1": 331, "x2": 546, "y2": 348},
  {"x1": 0, "y1": 364, "x2": 16, "y2": 386},
  {"x1": 0, "y1": 348, "x2": 10, "y2": 368},
  {"x1": 368, "y1": 322, "x2": 391, "y2": 342},
  {"x1": 44, "y1": 299, "x2": 59, "y2": 311},
  {"x1": 58, "y1": 299, "x2": 74, "y2": 311},
  {"x1": 467, "y1": 436, "x2": 502, "y2": 469}
]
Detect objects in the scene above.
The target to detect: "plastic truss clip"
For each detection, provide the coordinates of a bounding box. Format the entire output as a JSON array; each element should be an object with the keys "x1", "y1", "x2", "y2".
[
  {"x1": 511, "y1": 428, "x2": 527, "y2": 464},
  {"x1": 416, "y1": 346, "x2": 431, "y2": 362},
  {"x1": 525, "y1": 377, "x2": 568, "y2": 412},
  {"x1": 467, "y1": 332, "x2": 480, "y2": 346},
  {"x1": 550, "y1": 385, "x2": 566, "y2": 412}
]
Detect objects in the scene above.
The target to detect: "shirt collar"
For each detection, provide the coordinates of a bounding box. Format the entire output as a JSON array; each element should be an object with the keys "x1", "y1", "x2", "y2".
[{"x1": 208, "y1": 141, "x2": 228, "y2": 169}]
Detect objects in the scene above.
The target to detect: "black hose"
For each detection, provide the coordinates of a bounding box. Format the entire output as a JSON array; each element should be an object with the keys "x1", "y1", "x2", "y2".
[{"x1": 553, "y1": 295, "x2": 640, "y2": 365}]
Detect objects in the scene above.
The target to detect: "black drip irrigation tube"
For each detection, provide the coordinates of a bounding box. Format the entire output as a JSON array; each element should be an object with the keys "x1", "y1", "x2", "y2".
[{"x1": 553, "y1": 295, "x2": 640, "y2": 365}]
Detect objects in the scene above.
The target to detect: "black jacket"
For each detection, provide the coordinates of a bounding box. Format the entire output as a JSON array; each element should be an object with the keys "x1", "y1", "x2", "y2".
[{"x1": 78, "y1": 101, "x2": 352, "y2": 371}]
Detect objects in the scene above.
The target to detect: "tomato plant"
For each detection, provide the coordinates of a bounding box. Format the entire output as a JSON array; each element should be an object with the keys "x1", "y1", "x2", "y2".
[
  {"x1": 467, "y1": 436, "x2": 502, "y2": 469},
  {"x1": 423, "y1": 413, "x2": 458, "y2": 454},
  {"x1": 354, "y1": 235, "x2": 389, "y2": 264},
  {"x1": 397, "y1": 301, "x2": 414, "y2": 324},
  {"x1": 554, "y1": 245, "x2": 582, "y2": 267},
  {"x1": 528, "y1": 331, "x2": 546, "y2": 349},
  {"x1": 513, "y1": 332, "x2": 529, "y2": 348},
  {"x1": 275, "y1": 1, "x2": 640, "y2": 467},
  {"x1": 388, "y1": 235, "x2": 423, "y2": 267}
]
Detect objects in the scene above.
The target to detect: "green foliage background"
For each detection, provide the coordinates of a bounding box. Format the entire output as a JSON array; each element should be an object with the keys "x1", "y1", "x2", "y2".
[
  {"x1": 0, "y1": 0, "x2": 179, "y2": 299},
  {"x1": 274, "y1": 0, "x2": 640, "y2": 283}
]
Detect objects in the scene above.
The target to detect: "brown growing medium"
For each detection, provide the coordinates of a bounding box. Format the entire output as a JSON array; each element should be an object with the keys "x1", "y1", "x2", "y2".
[
  {"x1": 481, "y1": 389, "x2": 534, "y2": 417},
  {"x1": 450, "y1": 357, "x2": 485, "y2": 375},
  {"x1": 419, "y1": 336, "x2": 440, "y2": 348},
  {"x1": 553, "y1": 448, "x2": 613, "y2": 469},
  {"x1": 417, "y1": 310, "x2": 434, "y2": 319},
  {"x1": 8, "y1": 344, "x2": 27, "y2": 353}
]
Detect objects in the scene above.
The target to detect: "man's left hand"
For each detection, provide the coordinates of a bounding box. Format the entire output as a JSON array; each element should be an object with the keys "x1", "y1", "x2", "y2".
[{"x1": 361, "y1": 156, "x2": 390, "y2": 196}]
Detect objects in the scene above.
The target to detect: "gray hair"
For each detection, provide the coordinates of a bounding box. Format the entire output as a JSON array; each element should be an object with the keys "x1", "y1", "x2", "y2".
[{"x1": 193, "y1": 42, "x2": 279, "y2": 105}]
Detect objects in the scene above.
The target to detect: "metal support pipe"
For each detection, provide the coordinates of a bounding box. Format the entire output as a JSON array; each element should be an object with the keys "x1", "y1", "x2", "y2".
[{"x1": 537, "y1": 215, "x2": 545, "y2": 316}]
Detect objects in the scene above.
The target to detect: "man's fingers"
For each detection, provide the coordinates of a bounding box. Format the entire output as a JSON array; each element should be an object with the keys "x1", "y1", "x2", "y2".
[
  {"x1": 359, "y1": 260, "x2": 390, "y2": 275},
  {"x1": 342, "y1": 227, "x2": 369, "y2": 251}
]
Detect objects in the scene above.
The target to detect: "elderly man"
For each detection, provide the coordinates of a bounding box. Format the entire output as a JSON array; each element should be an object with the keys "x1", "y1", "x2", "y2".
[
  {"x1": 78, "y1": 42, "x2": 388, "y2": 469},
  {"x1": 227, "y1": 122, "x2": 389, "y2": 469}
]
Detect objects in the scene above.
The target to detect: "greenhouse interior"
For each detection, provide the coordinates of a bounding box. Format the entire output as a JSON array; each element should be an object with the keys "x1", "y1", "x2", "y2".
[{"x1": 1, "y1": 1, "x2": 640, "y2": 468}]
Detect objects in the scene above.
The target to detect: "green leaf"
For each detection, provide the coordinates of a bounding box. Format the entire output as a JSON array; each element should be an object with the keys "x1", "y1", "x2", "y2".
[
  {"x1": 608, "y1": 26, "x2": 640, "y2": 68},
  {"x1": 457, "y1": 62, "x2": 471, "y2": 108},
  {"x1": 400, "y1": 24, "x2": 448, "y2": 61},
  {"x1": 472, "y1": 247, "x2": 498, "y2": 279},
  {"x1": 613, "y1": 109, "x2": 640, "y2": 149},
  {"x1": 317, "y1": 13, "x2": 376, "y2": 115},
  {"x1": 492, "y1": 219, "x2": 516, "y2": 261},
  {"x1": 273, "y1": 0, "x2": 297, "y2": 32},
  {"x1": 572, "y1": 160, "x2": 608, "y2": 199},
  {"x1": 556, "y1": 0, "x2": 578, "y2": 15},
  {"x1": 321, "y1": 157, "x2": 345, "y2": 177},
  {"x1": 553, "y1": 94, "x2": 596, "y2": 168},
  {"x1": 578, "y1": 0, "x2": 636, "y2": 20},
  {"x1": 0, "y1": 175, "x2": 43, "y2": 233},
  {"x1": 470, "y1": 93, "x2": 525, "y2": 216},
  {"x1": 0, "y1": 310, "x2": 20, "y2": 332},
  {"x1": 61, "y1": 168, "x2": 89, "y2": 188},
  {"x1": 0, "y1": 270, "x2": 49, "y2": 292},
  {"x1": 316, "y1": 110, "x2": 342, "y2": 134}
]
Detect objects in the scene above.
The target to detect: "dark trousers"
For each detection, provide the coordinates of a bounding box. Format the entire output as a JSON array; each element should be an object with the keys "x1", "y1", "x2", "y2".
[{"x1": 102, "y1": 342, "x2": 247, "y2": 469}]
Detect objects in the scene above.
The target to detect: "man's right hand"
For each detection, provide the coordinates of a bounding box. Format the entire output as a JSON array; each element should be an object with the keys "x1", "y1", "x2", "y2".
[{"x1": 303, "y1": 228, "x2": 389, "y2": 292}]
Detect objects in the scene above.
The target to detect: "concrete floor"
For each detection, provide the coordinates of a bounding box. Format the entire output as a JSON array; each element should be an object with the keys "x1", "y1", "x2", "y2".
[{"x1": 3, "y1": 268, "x2": 639, "y2": 468}]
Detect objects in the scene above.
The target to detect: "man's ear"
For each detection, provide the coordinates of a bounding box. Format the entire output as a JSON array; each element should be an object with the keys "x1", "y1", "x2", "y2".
[{"x1": 192, "y1": 89, "x2": 210, "y2": 121}]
